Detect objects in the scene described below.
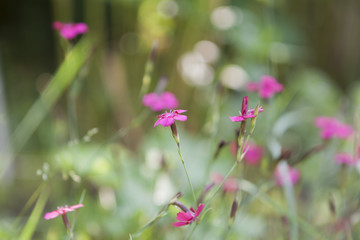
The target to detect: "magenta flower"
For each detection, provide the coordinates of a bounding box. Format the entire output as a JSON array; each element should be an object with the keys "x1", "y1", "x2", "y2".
[
  {"x1": 229, "y1": 96, "x2": 264, "y2": 122},
  {"x1": 53, "y1": 21, "x2": 88, "y2": 40},
  {"x1": 142, "y1": 92, "x2": 179, "y2": 111},
  {"x1": 335, "y1": 153, "x2": 357, "y2": 166},
  {"x1": 243, "y1": 142, "x2": 264, "y2": 165},
  {"x1": 44, "y1": 204, "x2": 84, "y2": 220},
  {"x1": 154, "y1": 110, "x2": 187, "y2": 127},
  {"x1": 246, "y1": 75, "x2": 284, "y2": 99},
  {"x1": 173, "y1": 204, "x2": 204, "y2": 227},
  {"x1": 314, "y1": 117, "x2": 354, "y2": 140},
  {"x1": 211, "y1": 172, "x2": 238, "y2": 193},
  {"x1": 274, "y1": 165, "x2": 300, "y2": 186}
]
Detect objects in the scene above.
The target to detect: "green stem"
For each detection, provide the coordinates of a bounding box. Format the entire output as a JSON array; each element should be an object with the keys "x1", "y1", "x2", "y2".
[
  {"x1": 176, "y1": 145, "x2": 197, "y2": 204},
  {"x1": 279, "y1": 162, "x2": 299, "y2": 240},
  {"x1": 186, "y1": 161, "x2": 238, "y2": 240},
  {"x1": 185, "y1": 223, "x2": 197, "y2": 240}
]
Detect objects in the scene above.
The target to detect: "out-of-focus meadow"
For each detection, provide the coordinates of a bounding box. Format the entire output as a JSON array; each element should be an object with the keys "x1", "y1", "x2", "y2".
[{"x1": 1, "y1": 0, "x2": 360, "y2": 239}]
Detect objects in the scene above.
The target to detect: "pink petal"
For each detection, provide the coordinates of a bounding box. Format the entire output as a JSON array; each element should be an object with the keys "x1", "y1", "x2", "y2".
[
  {"x1": 259, "y1": 89, "x2": 275, "y2": 99},
  {"x1": 241, "y1": 96, "x2": 249, "y2": 116},
  {"x1": 176, "y1": 212, "x2": 193, "y2": 222},
  {"x1": 154, "y1": 117, "x2": 173, "y2": 127},
  {"x1": 248, "y1": 107, "x2": 264, "y2": 115},
  {"x1": 74, "y1": 23, "x2": 88, "y2": 34},
  {"x1": 161, "y1": 92, "x2": 179, "y2": 109},
  {"x1": 142, "y1": 93, "x2": 159, "y2": 108},
  {"x1": 243, "y1": 114, "x2": 257, "y2": 119},
  {"x1": 194, "y1": 204, "x2": 204, "y2": 217},
  {"x1": 243, "y1": 143, "x2": 263, "y2": 165},
  {"x1": 173, "y1": 115, "x2": 187, "y2": 122},
  {"x1": 173, "y1": 221, "x2": 189, "y2": 227},
  {"x1": 289, "y1": 169, "x2": 300, "y2": 185},
  {"x1": 159, "y1": 117, "x2": 175, "y2": 127},
  {"x1": 52, "y1": 21, "x2": 63, "y2": 30},
  {"x1": 335, "y1": 124, "x2": 354, "y2": 138},
  {"x1": 174, "y1": 110, "x2": 187, "y2": 114},
  {"x1": 229, "y1": 116, "x2": 245, "y2": 122},
  {"x1": 60, "y1": 27, "x2": 78, "y2": 40},
  {"x1": 70, "y1": 204, "x2": 84, "y2": 210},
  {"x1": 335, "y1": 153, "x2": 355, "y2": 165},
  {"x1": 274, "y1": 165, "x2": 300, "y2": 186},
  {"x1": 44, "y1": 211, "x2": 60, "y2": 220},
  {"x1": 314, "y1": 117, "x2": 333, "y2": 128}
]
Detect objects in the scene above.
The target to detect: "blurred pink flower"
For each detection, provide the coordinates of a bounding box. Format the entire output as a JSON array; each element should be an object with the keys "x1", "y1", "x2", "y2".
[
  {"x1": 229, "y1": 142, "x2": 264, "y2": 165},
  {"x1": 335, "y1": 153, "x2": 357, "y2": 166},
  {"x1": 173, "y1": 204, "x2": 204, "y2": 227},
  {"x1": 274, "y1": 165, "x2": 300, "y2": 186},
  {"x1": 314, "y1": 117, "x2": 354, "y2": 140},
  {"x1": 53, "y1": 21, "x2": 88, "y2": 40},
  {"x1": 246, "y1": 75, "x2": 284, "y2": 99},
  {"x1": 44, "y1": 204, "x2": 84, "y2": 220},
  {"x1": 154, "y1": 110, "x2": 187, "y2": 127},
  {"x1": 230, "y1": 96, "x2": 263, "y2": 122},
  {"x1": 142, "y1": 92, "x2": 178, "y2": 111},
  {"x1": 244, "y1": 142, "x2": 264, "y2": 165},
  {"x1": 211, "y1": 172, "x2": 238, "y2": 193}
]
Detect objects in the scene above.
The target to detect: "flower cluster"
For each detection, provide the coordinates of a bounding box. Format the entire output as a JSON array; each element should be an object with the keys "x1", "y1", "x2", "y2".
[
  {"x1": 246, "y1": 75, "x2": 284, "y2": 99},
  {"x1": 314, "y1": 117, "x2": 354, "y2": 140},
  {"x1": 53, "y1": 21, "x2": 88, "y2": 40}
]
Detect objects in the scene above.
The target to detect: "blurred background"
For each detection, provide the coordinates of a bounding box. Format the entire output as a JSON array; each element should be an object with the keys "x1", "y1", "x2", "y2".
[{"x1": 1, "y1": 0, "x2": 360, "y2": 239}]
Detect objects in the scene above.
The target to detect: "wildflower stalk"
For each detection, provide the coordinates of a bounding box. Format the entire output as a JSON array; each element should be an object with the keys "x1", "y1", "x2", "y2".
[
  {"x1": 19, "y1": 184, "x2": 49, "y2": 240},
  {"x1": 176, "y1": 141, "x2": 197, "y2": 204},
  {"x1": 67, "y1": 190, "x2": 86, "y2": 240},
  {"x1": 139, "y1": 41, "x2": 158, "y2": 98},
  {"x1": 170, "y1": 122, "x2": 196, "y2": 203},
  {"x1": 133, "y1": 192, "x2": 182, "y2": 238},
  {"x1": 278, "y1": 161, "x2": 299, "y2": 240},
  {"x1": 187, "y1": 104, "x2": 261, "y2": 239}
]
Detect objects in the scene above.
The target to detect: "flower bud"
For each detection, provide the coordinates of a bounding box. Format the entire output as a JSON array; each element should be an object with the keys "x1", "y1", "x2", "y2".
[{"x1": 229, "y1": 196, "x2": 239, "y2": 228}]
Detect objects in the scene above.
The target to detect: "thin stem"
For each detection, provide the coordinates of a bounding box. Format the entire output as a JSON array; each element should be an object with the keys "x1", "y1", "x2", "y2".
[
  {"x1": 279, "y1": 162, "x2": 299, "y2": 240},
  {"x1": 187, "y1": 161, "x2": 238, "y2": 240},
  {"x1": 176, "y1": 145, "x2": 197, "y2": 204},
  {"x1": 185, "y1": 224, "x2": 197, "y2": 240}
]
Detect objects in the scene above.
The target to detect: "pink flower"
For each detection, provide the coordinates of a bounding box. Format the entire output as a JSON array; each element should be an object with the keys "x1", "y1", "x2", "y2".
[
  {"x1": 335, "y1": 153, "x2": 357, "y2": 166},
  {"x1": 230, "y1": 96, "x2": 263, "y2": 122},
  {"x1": 154, "y1": 110, "x2": 187, "y2": 127},
  {"x1": 142, "y1": 92, "x2": 178, "y2": 111},
  {"x1": 211, "y1": 172, "x2": 238, "y2": 193},
  {"x1": 335, "y1": 147, "x2": 360, "y2": 166},
  {"x1": 229, "y1": 141, "x2": 264, "y2": 165},
  {"x1": 243, "y1": 142, "x2": 264, "y2": 165},
  {"x1": 274, "y1": 165, "x2": 300, "y2": 186},
  {"x1": 173, "y1": 204, "x2": 204, "y2": 227},
  {"x1": 44, "y1": 204, "x2": 84, "y2": 220},
  {"x1": 53, "y1": 21, "x2": 88, "y2": 40},
  {"x1": 314, "y1": 117, "x2": 354, "y2": 140},
  {"x1": 246, "y1": 75, "x2": 284, "y2": 99}
]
